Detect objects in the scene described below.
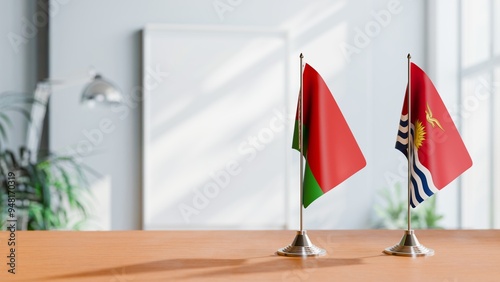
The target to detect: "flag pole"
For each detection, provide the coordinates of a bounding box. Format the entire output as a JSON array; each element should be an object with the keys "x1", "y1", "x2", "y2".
[
  {"x1": 383, "y1": 53, "x2": 434, "y2": 257},
  {"x1": 299, "y1": 53, "x2": 304, "y2": 233},
  {"x1": 277, "y1": 53, "x2": 325, "y2": 257},
  {"x1": 406, "y1": 53, "x2": 412, "y2": 232}
]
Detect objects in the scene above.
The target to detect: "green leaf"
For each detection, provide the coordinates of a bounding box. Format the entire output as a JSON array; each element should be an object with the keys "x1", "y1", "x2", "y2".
[
  {"x1": 1, "y1": 144, "x2": 94, "y2": 230},
  {"x1": 373, "y1": 182, "x2": 444, "y2": 229},
  {"x1": 0, "y1": 123, "x2": 7, "y2": 142}
]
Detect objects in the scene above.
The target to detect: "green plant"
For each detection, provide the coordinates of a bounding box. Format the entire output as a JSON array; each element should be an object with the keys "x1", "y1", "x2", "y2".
[
  {"x1": 373, "y1": 182, "x2": 444, "y2": 229},
  {"x1": 0, "y1": 148, "x2": 94, "y2": 230},
  {"x1": 0, "y1": 92, "x2": 94, "y2": 230}
]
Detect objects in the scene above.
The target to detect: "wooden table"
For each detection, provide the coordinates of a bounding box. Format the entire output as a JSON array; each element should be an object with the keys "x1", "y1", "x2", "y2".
[{"x1": 0, "y1": 230, "x2": 499, "y2": 281}]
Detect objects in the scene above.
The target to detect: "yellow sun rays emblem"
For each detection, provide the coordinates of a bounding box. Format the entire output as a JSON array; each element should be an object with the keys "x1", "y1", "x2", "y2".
[{"x1": 414, "y1": 119, "x2": 426, "y2": 150}]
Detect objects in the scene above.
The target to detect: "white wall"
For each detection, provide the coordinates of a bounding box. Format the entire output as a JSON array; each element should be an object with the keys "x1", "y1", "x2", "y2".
[
  {"x1": 0, "y1": 0, "x2": 37, "y2": 150},
  {"x1": 49, "y1": 0, "x2": 426, "y2": 230}
]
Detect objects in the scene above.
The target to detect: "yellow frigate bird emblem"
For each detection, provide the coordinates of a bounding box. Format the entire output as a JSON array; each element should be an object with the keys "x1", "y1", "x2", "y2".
[{"x1": 425, "y1": 103, "x2": 444, "y2": 131}]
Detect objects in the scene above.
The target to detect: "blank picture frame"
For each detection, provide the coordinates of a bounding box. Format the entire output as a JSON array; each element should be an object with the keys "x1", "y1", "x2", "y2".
[{"x1": 142, "y1": 24, "x2": 291, "y2": 229}]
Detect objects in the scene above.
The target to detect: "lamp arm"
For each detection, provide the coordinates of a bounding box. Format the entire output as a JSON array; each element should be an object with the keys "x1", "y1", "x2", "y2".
[
  {"x1": 25, "y1": 69, "x2": 120, "y2": 161},
  {"x1": 25, "y1": 82, "x2": 51, "y2": 162},
  {"x1": 25, "y1": 69, "x2": 95, "y2": 161},
  {"x1": 43, "y1": 69, "x2": 96, "y2": 91}
]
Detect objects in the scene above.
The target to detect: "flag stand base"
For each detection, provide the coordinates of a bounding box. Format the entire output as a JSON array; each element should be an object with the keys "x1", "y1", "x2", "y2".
[
  {"x1": 383, "y1": 230, "x2": 434, "y2": 257},
  {"x1": 277, "y1": 230, "x2": 326, "y2": 257}
]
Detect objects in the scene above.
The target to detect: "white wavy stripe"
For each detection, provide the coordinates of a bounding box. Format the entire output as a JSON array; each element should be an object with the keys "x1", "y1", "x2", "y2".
[
  {"x1": 410, "y1": 159, "x2": 428, "y2": 206},
  {"x1": 399, "y1": 114, "x2": 409, "y2": 133},
  {"x1": 397, "y1": 135, "x2": 408, "y2": 145},
  {"x1": 410, "y1": 149, "x2": 440, "y2": 207},
  {"x1": 397, "y1": 114, "x2": 409, "y2": 145},
  {"x1": 406, "y1": 125, "x2": 420, "y2": 207},
  {"x1": 398, "y1": 125, "x2": 409, "y2": 134}
]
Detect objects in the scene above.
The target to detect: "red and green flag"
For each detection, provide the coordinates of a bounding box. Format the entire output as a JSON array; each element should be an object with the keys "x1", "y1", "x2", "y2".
[{"x1": 293, "y1": 63, "x2": 366, "y2": 208}]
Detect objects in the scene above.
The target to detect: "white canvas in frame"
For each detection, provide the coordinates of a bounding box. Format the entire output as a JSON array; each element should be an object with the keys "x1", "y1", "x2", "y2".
[{"x1": 142, "y1": 24, "x2": 291, "y2": 229}]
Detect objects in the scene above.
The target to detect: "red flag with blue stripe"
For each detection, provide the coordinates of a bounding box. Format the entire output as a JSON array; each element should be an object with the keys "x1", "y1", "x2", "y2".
[{"x1": 396, "y1": 63, "x2": 472, "y2": 208}]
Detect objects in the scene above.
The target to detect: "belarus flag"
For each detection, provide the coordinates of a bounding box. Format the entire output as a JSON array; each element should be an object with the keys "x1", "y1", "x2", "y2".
[
  {"x1": 293, "y1": 64, "x2": 366, "y2": 208},
  {"x1": 396, "y1": 63, "x2": 473, "y2": 208}
]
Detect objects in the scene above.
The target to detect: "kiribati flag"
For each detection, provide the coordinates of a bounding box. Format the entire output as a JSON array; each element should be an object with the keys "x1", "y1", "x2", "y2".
[{"x1": 396, "y1": 63, "x2": 472, "y2": 208}]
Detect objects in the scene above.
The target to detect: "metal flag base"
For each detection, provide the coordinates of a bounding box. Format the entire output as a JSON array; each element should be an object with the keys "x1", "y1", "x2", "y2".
[
  {"x1": 383, "y1": 230, "x2": 434, "y2": 257},
  {"x1": 277, "y1": 230, "x2": 326, "y2": 257}
]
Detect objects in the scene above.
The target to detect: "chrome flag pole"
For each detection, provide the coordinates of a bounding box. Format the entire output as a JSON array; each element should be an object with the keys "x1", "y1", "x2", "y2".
[
  {"x1": 277, "y1": 53, "x2": 326, "y2": 257},
  {"x1": 300, "y1": 52, "x2": 304, "y2": 233},
  {"x1": 383, "y1": 54, "x2": 434, "y2": 257}
]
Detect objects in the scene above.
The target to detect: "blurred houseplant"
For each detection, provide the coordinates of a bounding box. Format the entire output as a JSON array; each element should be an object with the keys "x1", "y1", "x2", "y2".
[
  {"x1": 373, "y1": 181, "x2": 444, "y2": 229},
  {"x1": 0, "y1": 92, "x2": 93, "y2": 230}
]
